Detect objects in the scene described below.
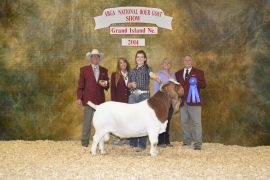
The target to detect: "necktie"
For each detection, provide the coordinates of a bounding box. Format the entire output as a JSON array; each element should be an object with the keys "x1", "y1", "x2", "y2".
[
  {"x1": 185, "y1": 69, "x2": 189, "y2": 79},
  {"x1": 93, "y1": 66, "x2": 98, "y2": 82},
  {"x1": 123, "y1": 74, "x2": 128, "y2": 86}
]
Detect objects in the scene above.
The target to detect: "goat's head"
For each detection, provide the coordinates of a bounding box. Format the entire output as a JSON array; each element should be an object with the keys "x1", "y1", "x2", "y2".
[{"x1": 160, "y1": 79, "x2": 184, "y2": 109}]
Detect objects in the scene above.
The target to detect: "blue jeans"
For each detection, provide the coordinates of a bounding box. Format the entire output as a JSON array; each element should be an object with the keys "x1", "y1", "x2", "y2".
[{"x1": 128, "y1": 93, "x2": 149, "y2": 149}]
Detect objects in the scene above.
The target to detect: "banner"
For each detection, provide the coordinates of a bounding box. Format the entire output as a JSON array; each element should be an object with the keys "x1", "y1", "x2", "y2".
[{"x1": 94, "y1": 7, "x2": 173, "y2": 30}]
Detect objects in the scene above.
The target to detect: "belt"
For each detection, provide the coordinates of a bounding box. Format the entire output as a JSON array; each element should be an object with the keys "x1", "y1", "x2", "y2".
[{"x1": 131, "y1": 90, "x2": 150, "y2": 95}]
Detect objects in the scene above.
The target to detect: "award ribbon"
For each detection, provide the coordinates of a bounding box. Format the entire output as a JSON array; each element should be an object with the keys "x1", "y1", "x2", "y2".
[{"x1": 187, "y1": 77, "x2": 200, "y2": 103}]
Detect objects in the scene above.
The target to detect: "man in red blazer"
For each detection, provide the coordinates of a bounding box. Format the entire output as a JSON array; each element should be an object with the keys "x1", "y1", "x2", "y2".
[
  {"x1": 77, "y1": 49, "x2": 109, "y2": 147},
  {"x1": 175, "y1": 55, "x2": 206, "y2": 150}
]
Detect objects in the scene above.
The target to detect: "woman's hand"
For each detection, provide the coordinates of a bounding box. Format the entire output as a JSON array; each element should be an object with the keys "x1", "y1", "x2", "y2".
[{"x1": 149, "y1": 72, "x2": 162, "y2": 84}]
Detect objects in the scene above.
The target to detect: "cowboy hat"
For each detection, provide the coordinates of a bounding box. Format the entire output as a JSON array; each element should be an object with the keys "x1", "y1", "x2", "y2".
[{"x1": 86, "y1": 49, "x2": 104, "y2": 60}]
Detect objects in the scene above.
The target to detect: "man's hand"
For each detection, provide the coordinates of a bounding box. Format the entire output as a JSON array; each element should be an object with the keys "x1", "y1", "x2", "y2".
[{"x1": 77, "y1": 99, "x2": 83, "y2": 107}]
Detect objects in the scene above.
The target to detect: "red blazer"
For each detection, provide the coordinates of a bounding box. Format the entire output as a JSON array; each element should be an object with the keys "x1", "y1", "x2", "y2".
[
  {"x1": 110, "y1": 72, "x2": 130, "y2": 103},
  {"x1": 175, "y1": 67, "x2": 206, "y2": 107},
  {"x1": 77, "y1": 65, "x2": 109, "y2": 106}
]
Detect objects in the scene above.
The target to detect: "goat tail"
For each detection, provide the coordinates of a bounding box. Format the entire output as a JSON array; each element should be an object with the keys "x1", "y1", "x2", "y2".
[{"x1": 87, "y1": 101, "x2": 97, "y2": 110}]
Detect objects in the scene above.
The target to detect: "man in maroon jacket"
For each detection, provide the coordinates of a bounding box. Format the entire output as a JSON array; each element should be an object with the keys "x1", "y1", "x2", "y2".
[
  {"x1": 175, "y1": 55, "x2": 206, "y2": 150},
  {"x1": 77, "y1": 49, "x2": 109, "y2": 147}
]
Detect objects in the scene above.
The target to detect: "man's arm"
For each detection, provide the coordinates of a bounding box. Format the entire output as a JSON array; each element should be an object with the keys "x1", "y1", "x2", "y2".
[{"x1": 110, "y1": 73, "x2": 116, "y2": 101}]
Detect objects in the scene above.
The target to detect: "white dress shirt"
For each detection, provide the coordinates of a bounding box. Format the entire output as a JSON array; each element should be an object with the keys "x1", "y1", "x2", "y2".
[
  {"x1": 92, "y1": 64, "x2": 100, "y2": 82},
  {"x1": 183, "y1": 67, "x2": 192, "y2": 79},
  {"x1": 121, "y1": 71, "x2": 128, "y2": 86}
]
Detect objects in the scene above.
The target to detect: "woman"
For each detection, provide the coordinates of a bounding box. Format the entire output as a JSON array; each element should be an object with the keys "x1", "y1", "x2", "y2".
[
  {"x1": 153, "y1": 57, "x2": 176, "y2": 147},
  {"x1": 111, "y1": 58, "x2": 131, "y2": 103},
  {"x1": 110, "y1": 58, "x2": 130, "y2": 145},
  {"x1": 128, "y1": 50, "x2": 161, "y2": 151}
]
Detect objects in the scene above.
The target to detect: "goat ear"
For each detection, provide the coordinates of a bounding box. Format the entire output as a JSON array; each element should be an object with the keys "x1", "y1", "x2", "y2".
[
  {"x1": 178, "y1": 86, "x2": 185, "y2": 97},
  {"x1": 172, "y1": 98, "x2": 181, "y2": 109}
]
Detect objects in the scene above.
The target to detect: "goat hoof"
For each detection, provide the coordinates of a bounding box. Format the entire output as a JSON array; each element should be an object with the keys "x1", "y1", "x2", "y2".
[
  {"x1": 100, "y1": 150, "x2": 107, "y2": 155},
  {"x1": 150, "y1": 151, "x2": 158, "y2": 157}
]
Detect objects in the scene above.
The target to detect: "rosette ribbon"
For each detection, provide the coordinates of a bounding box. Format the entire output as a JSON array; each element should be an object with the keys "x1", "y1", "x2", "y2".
[{"x1": 187, "y1": 77, "x2": 200, "y2": 103}]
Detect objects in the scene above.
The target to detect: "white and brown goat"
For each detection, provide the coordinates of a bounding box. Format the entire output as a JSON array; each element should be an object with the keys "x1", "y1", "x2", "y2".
[{"x1": 87, "y1": 80, "x2": 184, "y2": 156}]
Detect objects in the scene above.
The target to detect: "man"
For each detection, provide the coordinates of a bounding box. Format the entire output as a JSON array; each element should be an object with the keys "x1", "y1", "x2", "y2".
[
  {"x1": 77, "y1": 49, "x2": 109, "y2": 147},
  {"x1": 175, "y1": 55, "x2": 206, "y2": 150}
]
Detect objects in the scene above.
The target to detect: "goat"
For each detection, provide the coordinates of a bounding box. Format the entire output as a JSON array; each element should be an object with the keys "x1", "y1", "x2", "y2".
[{"x1": 87, "y1": 80, "x2": 184, "y2": 156}]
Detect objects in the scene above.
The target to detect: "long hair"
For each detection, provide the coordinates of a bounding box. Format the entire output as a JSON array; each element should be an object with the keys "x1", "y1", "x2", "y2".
[
  {"x1": 115, "y1": 58, "x2": 130, "y2": 86},
  {"x1": 135, "y1": 50, "x2": 149, "y2": 69}
]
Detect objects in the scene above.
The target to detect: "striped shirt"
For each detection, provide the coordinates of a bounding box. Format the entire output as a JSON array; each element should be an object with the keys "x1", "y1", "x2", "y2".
[{"x1": 128, "y1": 64, "x2": 152, "y2": 92}]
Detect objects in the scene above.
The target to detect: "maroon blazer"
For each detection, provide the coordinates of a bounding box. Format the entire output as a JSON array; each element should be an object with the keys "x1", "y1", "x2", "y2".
[
  {"x1": 77, "y1": 65, "x2": 109, "y2": 106},
  {"x1": 175, "y1": 67, "x2": 206, "y2": 107},
  {"x1": 110, "y1": 72, "x2": 130, "y2": 103}
]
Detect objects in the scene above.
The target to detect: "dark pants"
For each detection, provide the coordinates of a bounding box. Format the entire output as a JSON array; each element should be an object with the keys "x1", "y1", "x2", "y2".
[
  {"x1": 158, "y1": 105, "x2": 174, "y2": 145},
  {"x1": 128, "y1": 93, "x2": 149, "y2": 149}
]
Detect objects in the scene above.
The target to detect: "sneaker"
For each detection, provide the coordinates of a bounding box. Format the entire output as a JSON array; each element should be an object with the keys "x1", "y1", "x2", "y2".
[
  {"x1": 158, "y1": 144, "x2": 167, "y2": 148},
  {"x1": 112, "y1": 139, "x2": 122, "y2": 145}
]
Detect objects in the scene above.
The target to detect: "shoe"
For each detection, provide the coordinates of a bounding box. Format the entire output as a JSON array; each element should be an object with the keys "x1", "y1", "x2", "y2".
[
  {"x1": 82, "y1": 143, "x2": 89, "y2": 147},
  {"x1": 194, "y1": 146, "x2": 201, "y2": 150},
  {"x1": 82, "y1": 140, "x2": 89, "y2": 147},
  {"x1": 138, "y1": 146, "x2": 146, "y2": 150},
  {"x1": 130, "y1": 145, "x2": 137, "y2": 149},
  {"x1": 112, "y1": 139, "x2": 122, "y2": 145},
  {"x1": 133, "y1": 147, "x2": 144, "y2": 152},
  {"x1": 166, "y1": 144, "x2": 173, "y2": 147},
  {"x1": 182, "y1": 143, "x2": 191, "y2": 146},
  {"x1": 158, "y1": 144, "x2": 167, "y2": 148}
]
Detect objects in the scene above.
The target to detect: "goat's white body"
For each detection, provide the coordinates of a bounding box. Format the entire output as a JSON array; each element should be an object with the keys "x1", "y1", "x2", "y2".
[
  {"x1": 89, "y1": 100, "x2": 168, "y2": 156},
  {"x1": 93, "y1": 100, "x2": 167, "y2": 138}
]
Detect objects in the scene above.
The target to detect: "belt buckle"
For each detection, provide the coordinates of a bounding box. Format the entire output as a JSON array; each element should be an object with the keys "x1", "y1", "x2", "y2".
[{"x1": 134, "y1": 89, "x2": 142, "y2": 96}]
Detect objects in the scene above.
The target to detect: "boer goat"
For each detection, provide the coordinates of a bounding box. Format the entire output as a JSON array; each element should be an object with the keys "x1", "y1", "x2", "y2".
[{"x1": 87, "y1": 80, "x2": 184, "y2": 156}]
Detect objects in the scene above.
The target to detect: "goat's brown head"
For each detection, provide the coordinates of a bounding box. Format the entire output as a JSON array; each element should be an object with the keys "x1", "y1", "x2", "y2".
[{"x1": 160, "y1": 80, "x2": 184, "y2": 109}]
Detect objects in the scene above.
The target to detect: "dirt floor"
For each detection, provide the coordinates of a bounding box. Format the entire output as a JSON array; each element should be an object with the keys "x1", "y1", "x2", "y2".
[{"x1": 0, "y1": 140, "x2": 269, "y2": 179}]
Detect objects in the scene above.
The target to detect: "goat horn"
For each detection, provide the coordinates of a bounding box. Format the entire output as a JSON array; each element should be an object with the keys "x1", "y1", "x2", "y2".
[
  {"x1": 168, "y1": 79, "x2": 180, "y2": 85},
  {"x1": 160, "y1": 83, "x2": 164, "y2": 91}
]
